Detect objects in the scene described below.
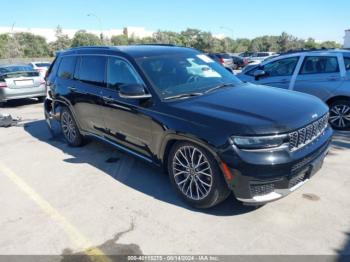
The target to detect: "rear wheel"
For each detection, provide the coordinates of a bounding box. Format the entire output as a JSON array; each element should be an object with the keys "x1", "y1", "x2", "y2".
[
  {"x1": 168, "y1": 141, "x2": 230, "y2": 209},
  {"x1": 329, "y1": 100, "x2": 350, "y2": 130},
  {"x1": 60, "y1": 107, "x2": 83, "y2": 147}
]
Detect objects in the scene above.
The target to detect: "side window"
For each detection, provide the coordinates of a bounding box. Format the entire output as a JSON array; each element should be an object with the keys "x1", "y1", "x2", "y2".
[
  {"x1": 107, "y1": 57, "x2": 142, "y2": 90},
  {"x1": 300, "y1": 56, "x2": 339, "y2": 75},
  {"x1": 246, "y1": 57, "x2": 299, "y2": 77},
  {"x1": 344, "y1": 57, "x2": 350, "y2": 71},
  {"x1": 77, "y1": 56, "x2": 107, "y2": 87},
  {"x1": 263, "y1": 57, "x2": 299, "y2": 77},
  {"x1": 57, "y1": 56, "x2": 77, "y2": 79}
]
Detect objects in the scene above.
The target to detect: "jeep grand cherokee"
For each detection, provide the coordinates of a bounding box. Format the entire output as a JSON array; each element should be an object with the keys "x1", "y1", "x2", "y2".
[{"x1": 44, "y1": 45, "x2": 333, "y2": 208}]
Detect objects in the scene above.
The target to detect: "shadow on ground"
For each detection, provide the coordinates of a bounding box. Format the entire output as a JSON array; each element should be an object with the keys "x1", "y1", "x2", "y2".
[
  {"x1": 61, "y1": 221, "x2": 142, "y2": 261},
  {"x1": 23, "y1": 119, "x2": 256, "y2": 216},
  {"x1": 0, "y1": 98, "x2": 41, "y2": 108},
  {"x1": 338, "y1": 232, "x2": 350, "y2": 262},
  {"x1": 331, "y1": 131, "x2": 350, "y2": 150}
]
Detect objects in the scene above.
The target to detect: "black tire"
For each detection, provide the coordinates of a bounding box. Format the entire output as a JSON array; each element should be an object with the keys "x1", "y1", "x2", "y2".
[
  {"x1": 60, "y1": 107, "x2": 84, "y2": 147},
  {"x1": 37, "y1": 96, "x2": 46, "y2": 103},
  {"x1": 329, "y1": 100, "x2": 350, "y2": 130},
  {"x1": 168, "y1": 141, "x2": 230, "y2": 209}
]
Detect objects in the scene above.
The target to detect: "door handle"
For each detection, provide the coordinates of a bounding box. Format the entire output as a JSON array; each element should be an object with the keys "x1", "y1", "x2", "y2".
[
  {"x1": 102, "y1": 96, "x2": 114, "y2": 103},
  {"x1": 68, "y1": 86, "x2": 77, "y2": 92}
]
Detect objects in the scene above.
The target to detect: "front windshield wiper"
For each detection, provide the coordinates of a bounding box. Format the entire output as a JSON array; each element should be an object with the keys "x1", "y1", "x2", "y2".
[
  {"x1": 204, "y1": 83, "x2": 235, "y2": 94},
  {"x1": 164, "y1": 92, "x2": 203, "y2": 101}
]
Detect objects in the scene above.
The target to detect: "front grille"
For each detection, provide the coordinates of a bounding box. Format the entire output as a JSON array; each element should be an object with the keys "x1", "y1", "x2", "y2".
[
  {"x1": 289, "y1": 173, "x2": 306, "y2": 188},
  {"x1": 289, "y1": 113, "x2": 329, "y2": 151},
  {"x1": 250, "y1": 183, "x2": 275, "y2": 197}
]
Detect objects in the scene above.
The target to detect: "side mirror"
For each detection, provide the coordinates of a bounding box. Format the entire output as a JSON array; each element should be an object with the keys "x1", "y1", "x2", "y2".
[
  {"x1": 253, "y1": 69, "x2": 266, "y2": 80},
  {"x1": 119, "y1": 84, "x2": 152, "y2": 99}
]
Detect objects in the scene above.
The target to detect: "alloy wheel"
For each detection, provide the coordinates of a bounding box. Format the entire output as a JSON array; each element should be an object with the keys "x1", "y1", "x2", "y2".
[
  {"x1": 61, "y1": 111, "x2": 77, "y2": 143},
  {"x1": 329, "y1": 104, "x2": 350, "y2": 129},
  {"x1": 172, "y1": 146, "x2": 213, "y2": 200}
]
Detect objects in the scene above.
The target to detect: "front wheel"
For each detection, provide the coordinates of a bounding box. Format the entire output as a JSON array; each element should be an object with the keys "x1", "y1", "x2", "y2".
[
  {"x1": 60, "y1": 107, "x2": 83, "y2": 147},
  {"x1": 168, "y1": 142, "x2": 230, "y2": 209},
  {"x1": 329, "y1": 100, "x2": 350, "y2": 130}
]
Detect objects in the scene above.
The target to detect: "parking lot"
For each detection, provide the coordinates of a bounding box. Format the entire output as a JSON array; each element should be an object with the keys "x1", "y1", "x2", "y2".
[{"x1": 0, "y1": 99, "x2": 349, "y2": 259}]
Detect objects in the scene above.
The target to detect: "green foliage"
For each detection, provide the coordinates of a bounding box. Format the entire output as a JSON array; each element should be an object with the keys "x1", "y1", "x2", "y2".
[
  {"x1": 0, "y1": 27, "x2": 344, "y2": 59},
  {"x1": 49, "y1": 26, "x2": 72, "y2": 55},
  {"x1": 71, "y1": 30, "x2": 102, "y2": 47},
  {"x1": 111, "y1": 34, "x2": 128, "y2": 45}
]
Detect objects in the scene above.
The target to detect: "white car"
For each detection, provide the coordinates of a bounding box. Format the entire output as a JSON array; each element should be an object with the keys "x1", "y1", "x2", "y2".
[{"x1": 28, "y1": 62, "x2": 51, "y2": 78}]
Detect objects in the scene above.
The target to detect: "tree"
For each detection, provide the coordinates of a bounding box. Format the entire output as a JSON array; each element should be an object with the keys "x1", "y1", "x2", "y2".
[
  {"x1": 14, "y1": 32, "x2": 49, "y2": 57},
  {"x1": 111, "y1": 34, "x2": 128, "y2": 45},
  {"x1": 71, "y1": 30, "x2": 102, "y2": 47},
  {"x1": 49, "y1": 26, "x2": 72, "y2": 55}
]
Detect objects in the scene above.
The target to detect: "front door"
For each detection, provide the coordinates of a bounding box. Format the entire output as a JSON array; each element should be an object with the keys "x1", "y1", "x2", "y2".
[{"x1": 101, "y1": 56, "x2": 153, "y2": 158}]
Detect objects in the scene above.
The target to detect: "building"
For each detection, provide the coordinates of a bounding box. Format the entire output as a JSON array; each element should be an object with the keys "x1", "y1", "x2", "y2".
[{"x1": 344, "y1": 29, "x2": 350, "y2": 49}]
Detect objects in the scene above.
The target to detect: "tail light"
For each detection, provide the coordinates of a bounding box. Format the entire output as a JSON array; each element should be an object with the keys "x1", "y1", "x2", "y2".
[
  {"x1": 219, "y1": 58, "x2": 225, "y2": 64},
  {"x1": 243, "y1": 58, "x2": 248, "y2": 65},
  {"x1": 40, "y1": 78, "x2": 46, "y2": 85},
  {"x1": 0, "y1": 82, "x2": 7, "y2": 88}
]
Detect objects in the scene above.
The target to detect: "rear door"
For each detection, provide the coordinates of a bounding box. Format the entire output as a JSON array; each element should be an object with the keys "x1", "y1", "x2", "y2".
[
  {"x1": 293, "y1": 55, "x2": 343, "y2": 101},
  {"x1": 247, "y1": 56, "x2": 300, "y2": 89},
  {"x1": 71, "y1": 55, "x2": 107, "y2": 135}
]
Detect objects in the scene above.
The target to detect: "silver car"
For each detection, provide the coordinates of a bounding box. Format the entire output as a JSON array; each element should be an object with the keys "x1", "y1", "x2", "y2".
[
  {"x1": 237, "y1": 50, "x2": 350, "y2": 130},
  {"x1": 0, "y1": 64, "x2": 46, "y2": 106}
]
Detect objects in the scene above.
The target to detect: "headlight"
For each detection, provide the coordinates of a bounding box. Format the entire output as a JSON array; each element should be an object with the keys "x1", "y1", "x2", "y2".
[{"x1": 232, "y1": 135, "x2": 287, "y2": 150}]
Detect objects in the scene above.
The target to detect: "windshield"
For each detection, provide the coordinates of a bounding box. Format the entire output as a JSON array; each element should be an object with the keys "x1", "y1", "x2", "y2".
[
  {"x1": 0, "y1": 65, "x2": 34, "y2": 74},
  {"x1": 137, "y1": 53, "x2": 242, "y2": 99}
]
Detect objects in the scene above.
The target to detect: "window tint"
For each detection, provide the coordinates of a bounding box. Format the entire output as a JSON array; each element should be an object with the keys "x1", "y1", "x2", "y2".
[
  {"x1": 58, "y1": 56, "x2": 77, "y2": 79},
  {"x1": 78, "y1": 56, "x2": 106, "y2": 86},
  {"x1": 300, "y1": 56, "x2": 339, "y2": 75},
  {"x1": 247, "y1": 57, "x2": 299, "y2": 77},
  {"x1": 344, "y1": 57, "x2": 350, "y2": 71},
  {"x1": 107, "y1": 57, "x2": 141, "y2": 89}
]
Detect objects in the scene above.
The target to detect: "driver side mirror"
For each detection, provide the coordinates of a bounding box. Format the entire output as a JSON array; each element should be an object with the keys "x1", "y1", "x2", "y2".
[
  {"x1": 254, "y1": 69, "x2": 267, "y2": 80},
  {"x1": 119, "y1": 84, "x2": 152, "y2": 99}
]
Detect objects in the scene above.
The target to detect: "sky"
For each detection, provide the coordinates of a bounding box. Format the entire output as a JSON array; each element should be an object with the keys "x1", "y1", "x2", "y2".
[{"x1": 0, "y1": 0, "x2": 349, "y2": 43}]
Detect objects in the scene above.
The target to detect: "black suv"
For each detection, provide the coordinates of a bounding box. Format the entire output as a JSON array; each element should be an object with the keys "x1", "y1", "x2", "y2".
[{"x1": 44, "y1": 45, "x2": 333, "y2": 208}]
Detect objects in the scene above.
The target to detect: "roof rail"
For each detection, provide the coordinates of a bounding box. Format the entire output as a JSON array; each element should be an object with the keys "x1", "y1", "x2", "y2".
[
  {"x1": 279, "y1": 47, "x2": 337, "y2": 55},
  {"x1": 135, "y1": 43, "x2": 178, "y2": 47},
  {"x1": 66, "y1": 46, "x2": 113, "y2": 51}
]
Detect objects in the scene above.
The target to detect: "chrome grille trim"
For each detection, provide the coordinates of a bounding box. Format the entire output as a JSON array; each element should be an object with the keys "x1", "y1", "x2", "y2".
[{"x1": 289, "y1": 113, "x2": 329, "y2": 152}]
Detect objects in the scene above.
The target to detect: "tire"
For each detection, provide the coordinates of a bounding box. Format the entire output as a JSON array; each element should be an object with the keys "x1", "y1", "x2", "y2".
[
  {"x1": 37, "y1": 96, "x2": 46, "y2": 103},
  {"x1": 168, "y1": 141, "x2": 230, "y2": 209},
  {"x1": 329, "y1": 100, "x2": 350, "y2": 130},
  {"x1": 60, "y1": 107, "x2": 83, "y2": 147},
  {"x1": 0, "y1": 101, "x2": 5, "y2": 107}
]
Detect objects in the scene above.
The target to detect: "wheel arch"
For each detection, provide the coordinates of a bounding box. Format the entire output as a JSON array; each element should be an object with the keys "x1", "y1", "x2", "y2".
[{"x1": 326, "y1": 96, "x2": 350, "y2": 107}]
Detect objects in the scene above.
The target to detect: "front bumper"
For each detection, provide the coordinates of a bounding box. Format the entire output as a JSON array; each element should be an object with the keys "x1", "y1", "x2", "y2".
[{"x1": 220, "y1": 127, "x2": 333, "y2": 204}]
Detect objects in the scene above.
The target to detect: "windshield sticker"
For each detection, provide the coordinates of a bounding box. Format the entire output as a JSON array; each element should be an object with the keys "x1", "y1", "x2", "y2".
[{"x1": 197, "y1": 54, "x2": 214, "y2": 63}]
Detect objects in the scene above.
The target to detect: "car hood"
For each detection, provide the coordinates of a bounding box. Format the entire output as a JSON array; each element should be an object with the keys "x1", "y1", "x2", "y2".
[{"x1": 166, "y1": 83, "x2": 329, "y2": 135}]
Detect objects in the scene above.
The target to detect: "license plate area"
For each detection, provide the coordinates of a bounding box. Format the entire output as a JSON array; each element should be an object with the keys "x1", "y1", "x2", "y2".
[{"x1": 14, "y1": 79, "x2": 34, "y2": 87}]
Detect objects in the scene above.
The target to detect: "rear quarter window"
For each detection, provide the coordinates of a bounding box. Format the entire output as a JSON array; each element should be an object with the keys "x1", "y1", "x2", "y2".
[
  {"x1": 57, "y1": 56, "x2": 77, "y2": 80},
  {"x1": 344, "y1": 57, "x2": 350, "y2": 71}
]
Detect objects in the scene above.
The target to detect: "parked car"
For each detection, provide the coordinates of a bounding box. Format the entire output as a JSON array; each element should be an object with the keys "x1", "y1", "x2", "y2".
[
  {"x1": 0, "y1": 64, "x2": 46, "y2": 106},
  {"x1": 208, "y1": 53, "x2": 236, "y2": 70},
  {"x1": 237, "y1": 50, "x2": 350, "y2": 130},
  {"x1": 239, "y1": 52, "x2": 278, "y2": 64},
  {"x1": 28, "y1": 61, "x2": 51, "y2": 77},
  {"x1": 230, "y1": 55, "x2": 248, "y2": 69},
  {"x1": 44, "y1": 45, "x2": 332, "y2": 208}
]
